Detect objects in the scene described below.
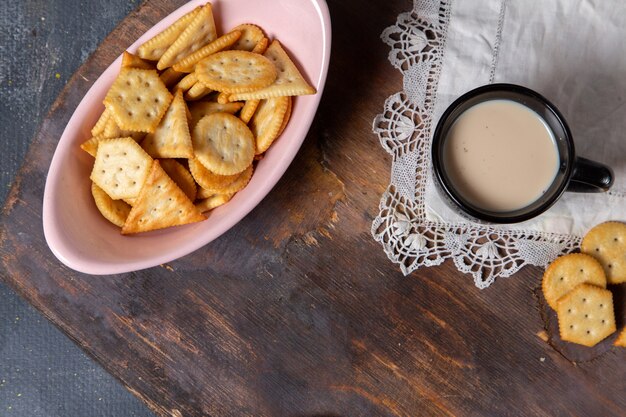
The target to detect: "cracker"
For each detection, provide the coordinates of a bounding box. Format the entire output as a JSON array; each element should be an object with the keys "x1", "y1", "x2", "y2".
[
  {"x1": 195, "y1": 193, "x2": 233, "y2": 213},
  {"x1": 581, "y1": 222, "x2": 626, "y2": 284},
  {"x1": 556, "y1": 283, "x2": 616, "y2": 347},
  {"x1": 192, "y1": 112, "x2": 255, "y2": 175},
  {"x1": 250, "y1": 97, "x2": 289, "y2": 155},
  {"x1": 239, "y1": 99, "x2": 260, "y2": 124},
  {"x1": 185, "y1": 82, "x2": 212, "y2": 101},
  {"x1": 174, "y1": 72, "x2": 198, "y2": 93},
  {"x1": 91, "y1": 182, "x2": 131, "y2": 227},
  {"x1": 160, "y1": 68, "x2": 185, "y2": 88},
  {"x1": 141, "y1": 90, "x2": 193, "y2": 159},
  {"x1": 160, "y1": 159, "x2": 197, "y2": 202},
  {"x1": 90, "y1": 138, "x2": 153, "y2": 200},
  {"x1": 277, "y1": 97, "x2": 292, "y2": 137},
  {"x1": 91, "y1": 108, "x2": 111, "y2": 136},
  {"x1": 157, "y1": 3, "x2": 217, "y2": 70},
  {"x1": 122, "y1": 160, "x2": 205, "y2": 234},
  {"x1": 251, "y1": 37, "x2": 269, "y2": 55},
  {"x1": 103, "y1": 115, "x2": 146, "y2": 141},
  {"x1": 228, "y1": 40, "x2": 316, "y2": 101},
  {"x1": 172, "y1": 30, "x2": 242, "y2": 73},
  {"x1": 122, "y1": 51, "x2": 154, "y2": 70},
  {"x1": 188, "y1": 101, "x2": 244, "y2": 129},
  {"x1": 218, "y1": 164, "x2": 253, "y2": 194},
  {"x1": 188, "y1": 157, "x2": 239, "y2": 192},
  {"x1": 542, "y1": 253, "x2": 607, "y2": 310},
  {"x1": 137, "y1": 6, "x2": 202, "y2": 61},
  {"x1": 104, "y1": 68, "x2": 173, "y2": 133},
  {"x1": 615, "y1": 328, "x2": 626, "y2": 347},
  {"x1": 196, "y1": 185, "x2": 214, "y2": 200},
  {"x1": 195, "y1": 50, "x2": 277, "y2": 94},
  {"x1": 230, "y1": 24, "x2": 265, "y2": 52},
  {"x1": 81, "y1": 135, "x2": 104, "y2": 157}
]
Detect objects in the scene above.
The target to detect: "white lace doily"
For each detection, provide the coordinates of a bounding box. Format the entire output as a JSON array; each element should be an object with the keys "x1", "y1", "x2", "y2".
[{"x1": 372, "y1": 0, "x2": 626, "y2": 288}]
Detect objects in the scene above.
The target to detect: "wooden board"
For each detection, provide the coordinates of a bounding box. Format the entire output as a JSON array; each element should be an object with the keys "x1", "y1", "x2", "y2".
[{"x1": 2, "y1": 1, "x2": 626, "y2": 416}]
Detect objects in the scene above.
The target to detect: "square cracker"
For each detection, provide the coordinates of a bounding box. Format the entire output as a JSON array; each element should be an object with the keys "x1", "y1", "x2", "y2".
[
  {"x1": 90, "y1": 138, "x2": 153, "y2": 200},
  {"x1": 228, "y1": 40, "x2": 316, "y2": 101},
  {"x1": 104, "y1": 68, "x2": 173, "y2": 133},
  {"x1": 556, "y1": 283, "x2": 616, "y2": 347},
  {"x1": 137, "y1": 6, "x2": 201, "y2": 61},
  {"x1": 122, "y1": 160, "x2": 205, "y2": 234},
  {"x1": 141, "y1": 89, "x2": 193, "y2": 159},
  {"x1": 157, "y1": 3, "x2": 217, "y2": 70}
]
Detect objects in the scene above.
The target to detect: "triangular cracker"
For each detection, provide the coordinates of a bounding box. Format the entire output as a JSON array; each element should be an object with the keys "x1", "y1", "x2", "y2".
[
  {"x1": 157, "y1": 4, "x2": 217, "y2": 70},
  {"x1": 137, "y1": 7, "x2": 202, "y2": 61},
  {"x1": 141, "y1": 90, "x2": 193, "y2": 159},
  {"x1": 122, "y1": 160, "x2": 205, "y2": 234},
  {"x1": 122, "y1": 51, "x2": 154, "y2": 70},
  {"x1": 228, "y1": 40, "x2": 316, "y2": 101}
]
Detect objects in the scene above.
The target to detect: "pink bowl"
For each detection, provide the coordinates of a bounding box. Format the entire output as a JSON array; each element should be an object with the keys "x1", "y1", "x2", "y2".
[{"x1": 43, "y1": 0, "x2": 331, "y2": 275}]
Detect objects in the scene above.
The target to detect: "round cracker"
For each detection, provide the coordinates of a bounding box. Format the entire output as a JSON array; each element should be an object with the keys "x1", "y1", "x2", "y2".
[
  {"x1": 188, "y1": 157, "x2": 239, "y2": 193},
  {"x1": 195, "y1": 194, "x2": 234, "y2": 213},
  {"x1": 91, "y1": 182, "x2": 131, "y2": 228},
  {"x1": 542, "y1": 253, "x2": 606, "y2": 310},
  {"x1": 216, "y1": 164, "x2": 253, "y2": 195},
  {"x1": 192, "y1": 113, "x2": 255, "y2": 175},
  {"x1": 196, "y1": 51, "x2": 277, "y2": 94},
  {"x1": 581, "y1": 221, "x2": 626, "y2": 284}
]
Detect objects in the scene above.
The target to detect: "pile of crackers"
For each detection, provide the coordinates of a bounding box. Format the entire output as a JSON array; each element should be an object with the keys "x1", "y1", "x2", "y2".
[
  {"x1": 542, "y1": 222, "x2": 626, "y2": 347},
  {"x1": 81, "y1": 2, "x2": 315, "y2": 234}
]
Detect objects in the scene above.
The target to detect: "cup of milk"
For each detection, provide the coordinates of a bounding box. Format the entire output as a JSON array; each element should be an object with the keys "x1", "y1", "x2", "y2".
[{"x1": 431, "y1": 84, "x2": 613, "y2": 224}]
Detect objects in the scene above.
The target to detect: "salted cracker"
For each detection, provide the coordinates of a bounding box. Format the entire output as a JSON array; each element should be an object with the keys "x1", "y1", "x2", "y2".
[
  {"x1": 122, "y1": 160, "x2": 205, "y2": 234},
  {"x1": 90, "y1": 138, "x2": 153, "y2": 200},
  {"x1": 230, "y1": 24, "x2": 265, "y2": 52},
  {"x1": 91, "y1": 182, "x2": 131, "y2": 227},
  {"x1": 195, "y1": 50, "x2": 277, "y2": 94},
  {"x1": 160, "y1": 159, "x2": 197, "y2": 202},
  {"x1": 581, "y1": 222, "x2": 626, "y2": 284},
  {"x1": 137, "y1": 7, "x2": 202, "y2": 61},
  {"x1": 556, "y1": 283, "x2": 616, "y2": 347},
  {"x1": 192, "y1": 112, "x2": 255, "y2": 175},
  {"x1": 228, "y1": 40, "x2": 316, "y2": 101},
  {"x1": 174, "y1": 72, "x2": 198, "y2": 93},
  {"x1": 104, "y1": 68, "x2": 172, "y2": 133},
  {"x1": 185, "y1": 82, "x2": 213, "y2": 101},
  {"x1": 81, "y1": 135, "x2": 105, "y2": 157},
  {"x1": 141, "y1": 89, "x2": 193, "y2": 159},
  {"x1": 542, "y1": 253, "x2": 607, "y2": 310},
  {"x1": 122, "y1": 51, "x2": 154, "y2": 70},
  {"x1": 188, "y1": 157, "x2": 239, "y2": 193},
  {"x1": 239, "y1": 99, "x2": 260, "y2": 124},
  {"x1": 157, "y1": 3, "x2": 217, "y2": 70},
  {"x1": 250, "y1": 96, "x2": 289, "y2": 155},
  {"x1": 172, "y1": 30, "x2": 242, "y2": 73},
  {"x1": 277, "y1": 96, "x2": 292, "y2": 137}
]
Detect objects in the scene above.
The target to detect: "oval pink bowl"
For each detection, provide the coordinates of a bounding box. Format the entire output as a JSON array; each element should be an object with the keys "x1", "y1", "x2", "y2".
[{"x1": 42, "y1": 0, "x2": 331, "y2": 275}]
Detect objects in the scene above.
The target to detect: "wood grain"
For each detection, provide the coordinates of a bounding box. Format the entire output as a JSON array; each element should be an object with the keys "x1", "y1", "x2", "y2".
[{"x1": 1, "y1": 1, "x2": 626, "y2": 416}]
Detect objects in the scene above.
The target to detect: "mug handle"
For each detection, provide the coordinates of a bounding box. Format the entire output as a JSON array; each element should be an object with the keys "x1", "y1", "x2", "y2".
[{"x1": 567, "y1": 157, "x2": 614, "y2": 192}]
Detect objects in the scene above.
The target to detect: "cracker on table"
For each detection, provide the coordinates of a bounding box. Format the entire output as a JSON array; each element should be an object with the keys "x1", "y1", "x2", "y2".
[
  {"x1": 581, "y1": 221, "x2": 626, "y2": 284},
  {"x1": 250, "y1": 96, "x2": 289, "y2": 155},
  {"x1": 195, "y1": 193, "x2": 233, "y2": 213},
  {"x1": 188, "y1": 101, "x2": 244, "y2": 129},
  {"x1": 160, "y1": 158, "x2": 197, "y2": 202},
  {"x1": 104, "y1": 68, "x2": 172, "y2": 133},
  {"x1": 192, "y1": 112, "x2": 255, "y2": 175},
  {"x1": 122, "y1": 160, "x2": 205, "y2": 234},
  {"x1": 188, "y1": 157, "x2": 239, "y2": 193},
  {"x1": 556, "y1": 283, "x2": 616, "y2": 347},
  {"x1": 228, "y1": 40, "x2": 316, "y2": 101},
  {"x1": 195, "y1": 50, "x2": 277, "y2": 94},
  {"x1": 122, "y1": 51, "x2": 154, "y2": 70},
  {"x1": 91, "y1": 182, "x2": 131, "y2": 227},
  {"x1": 172, "y1": 30, "x2": 242, "y2": 73},
  {"x1": 137, "y1": 6, "x2": 201, "y2": 61},
  {"x1": 141, "y1": 89, "x2": 193, "y2": 159},
  {"x1": 157, "y1": 3, "x2": 217, "y2": 70},
  {"x1": 90, "y1": 138, "x2": 153, "y2": 200},
  {"x1": 542, "y1": 253, "x2": 607, "y2": 310}
]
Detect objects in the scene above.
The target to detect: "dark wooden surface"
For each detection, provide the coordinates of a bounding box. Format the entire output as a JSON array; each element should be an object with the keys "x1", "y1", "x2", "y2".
[{"x1": 2, "y1": 1, "x2": 626, "y2": 416}]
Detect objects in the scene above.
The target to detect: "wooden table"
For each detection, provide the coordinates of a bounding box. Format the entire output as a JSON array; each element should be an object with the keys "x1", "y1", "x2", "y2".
[{"x1": 1, "y1": 1, "x2": 625, "y2": 416}]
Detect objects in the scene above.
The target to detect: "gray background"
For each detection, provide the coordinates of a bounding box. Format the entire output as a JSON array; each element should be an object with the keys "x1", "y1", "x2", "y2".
[{"x1": 1, "y1": 1, "x2": 154, "y2": 416}]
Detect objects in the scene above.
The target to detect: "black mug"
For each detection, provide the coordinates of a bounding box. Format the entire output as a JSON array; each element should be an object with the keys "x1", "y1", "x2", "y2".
[{"x1": 431, "y1": 84, "x2": 614, "y2": 224}]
